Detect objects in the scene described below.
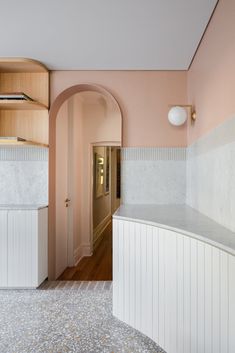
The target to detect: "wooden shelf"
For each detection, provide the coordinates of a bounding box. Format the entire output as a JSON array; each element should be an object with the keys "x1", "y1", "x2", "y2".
[
  {"x1": 0, "y1": 58, "x2": 48, "y2": 73},
  {"x1": 0, "y1": 58, "x2": 49, "y2": 145},
  {"x1": 0, "y1": 139, "x2": 49, "y2": 148},
  {"x1": 0, "y1": 100, "x2": 47, "y2": 110}
]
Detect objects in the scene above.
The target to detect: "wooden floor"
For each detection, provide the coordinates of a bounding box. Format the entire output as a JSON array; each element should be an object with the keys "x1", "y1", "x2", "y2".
[{"x1": 58, "y1": 223, "x2": 112, "y2": 281}]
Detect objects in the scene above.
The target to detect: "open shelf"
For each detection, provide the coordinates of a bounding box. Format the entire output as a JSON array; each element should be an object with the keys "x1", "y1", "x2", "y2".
[
  {"x1": 0, "y1": 100, "x2": 48, "y2": 110},
  {"x1": 0, "y1": 57, "x2": 49, "y2": 146},
  {"x1": 0, "y1": 139, "x2": 49, "y2": 148},
  {"x1": 0, "y1": 58, "x2": 48, "y2": 73}
]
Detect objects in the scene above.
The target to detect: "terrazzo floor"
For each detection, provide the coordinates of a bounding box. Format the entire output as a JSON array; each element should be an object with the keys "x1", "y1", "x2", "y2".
[{"x1": 0, "y1": 281, "x2": 165, "y2": 353}]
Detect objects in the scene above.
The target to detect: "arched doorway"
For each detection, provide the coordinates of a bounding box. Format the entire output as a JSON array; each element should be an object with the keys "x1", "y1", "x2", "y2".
[{"x1": 48, "y1": 84, "x2": 122, "y2": 279}]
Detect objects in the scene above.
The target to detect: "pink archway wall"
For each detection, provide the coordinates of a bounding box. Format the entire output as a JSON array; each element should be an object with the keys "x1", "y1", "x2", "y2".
[{"x1": 48, "y1": 84, "x2": 123, "y2": 279}]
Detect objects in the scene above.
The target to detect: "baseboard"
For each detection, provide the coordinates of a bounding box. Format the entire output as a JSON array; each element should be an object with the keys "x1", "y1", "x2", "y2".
[
  {"x1": 93, "y1": 214, "x2": 112, "y2": 250},
  {"x1": 73, "y1": 215, "x2": 111, "y2": 266},
  {"x1": 74, "y1": 243, "x2": 92, "y2": 266}
]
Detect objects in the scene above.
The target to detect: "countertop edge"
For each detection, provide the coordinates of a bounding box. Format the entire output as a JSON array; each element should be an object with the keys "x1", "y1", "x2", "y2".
[
  {"x1": 0, "y1": 205, "x2": 48, "y2": 210},
  {"x1": 113, "y1": 213, "x2": 235, "y2": 257}
]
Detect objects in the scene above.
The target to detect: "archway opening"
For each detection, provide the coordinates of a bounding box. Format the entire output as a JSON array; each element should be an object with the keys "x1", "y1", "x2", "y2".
[{"x1": 49, "y1": 84, "x2": 122, "y2": 279}]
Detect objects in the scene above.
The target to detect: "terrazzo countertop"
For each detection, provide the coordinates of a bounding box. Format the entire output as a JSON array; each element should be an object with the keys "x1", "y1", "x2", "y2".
[
  {"x1": 0, "y1": 204, "x2": 48, "y2": 210},
  {"x1": 113, "y1": 204, "x2": 235, "y2": 256}
]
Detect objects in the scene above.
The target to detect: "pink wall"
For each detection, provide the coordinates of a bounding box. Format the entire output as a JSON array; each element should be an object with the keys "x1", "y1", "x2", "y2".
[
  {"x1": 187, "y1": 0, "x2": 235, "y2": 144},
  {"x1": 50, "y1": 71, "x2": 187, "y2": 147}
]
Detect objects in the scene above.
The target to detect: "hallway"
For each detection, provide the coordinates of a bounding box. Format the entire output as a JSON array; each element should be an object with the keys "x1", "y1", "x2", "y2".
[{"x1": 59, "y1": 222, "x2": 112, "y2": 281}]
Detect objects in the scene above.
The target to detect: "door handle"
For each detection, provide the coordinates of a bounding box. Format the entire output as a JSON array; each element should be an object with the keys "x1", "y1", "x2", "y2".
[{"x1": 65, "y1": 198, "x2": 71, "y2": 207}]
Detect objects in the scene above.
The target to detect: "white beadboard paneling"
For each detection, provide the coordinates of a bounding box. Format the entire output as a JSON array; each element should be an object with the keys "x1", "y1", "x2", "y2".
[
  {"x1": 152, "y1": 226, "x2": 159, "y2": 343},
  {"x1": 37, "y1": 208, "x2": 48, "y2": 285},
  {"x1": 164, "y1": 228, "x2": 177, "y2": 353},
  {"x1": 220, "y1": 251, "x2": 229, "y2": 353},
  {"x1": 229, "y1": 255, "x2": 235, "y2": 352},
  {"x1": 135, "y1": 222, "x2": 142, "y2": 332},
  {"x1": 205, "y1": 244, "x2": 213, "y2": 353},
  {"x1": 129, "y1": 221, "x2": 136, "y2": 328},
  {"x1": 118, "y1": 219, "x2": 124, "y2": 320},
  {"x1": 7, "y1": 210, "x2": 38, "y2": 287},
  {"x1": 140, "y1": 224, "x2": 148, "y2": 335},
  {"x1": 158, "y1": 227, "x2": 166, "y2": 349},
  {"x1": 212, "y1": 247, "x2": 220, "y2": 353},
  {"x1": 112, "y1": 218, "x2": 119, "y2": 317},
  {"x1": 190, "y1": 238, "x2": 198, "y2": 353},
  {"x1": 123, "y1": 220, "x2": 130, "y2": 325},
  {"x1": 0, "y1": 211, "x2": 8, "y2": 287},
  {"x1": 183, "y1": 235, "x2": 191, "y2": 353},
  {"x1": 197, "y1": 241, "x2": 205, "y2": 353},
  {"x1": 146, "y1": 225, "x2": 154, "y2": 338},
  {"x1": 0, "y1": 208, "x2": 48, "y2": 289},
  {"x1": 177, "y1": 234, "x2": 184, "y2": 353},
  {"x1": 113, "y1": 219, "x2": 235, "y2": 353}
]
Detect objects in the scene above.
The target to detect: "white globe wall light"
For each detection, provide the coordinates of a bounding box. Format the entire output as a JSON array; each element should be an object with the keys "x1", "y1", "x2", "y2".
[{"x1": 168, "y1": 105, "x2": 196, "y2": 126}]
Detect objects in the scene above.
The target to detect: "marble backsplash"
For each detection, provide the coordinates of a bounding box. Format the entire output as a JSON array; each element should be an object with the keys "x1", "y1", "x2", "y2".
[
  {"x1": 121, "y1": 147, "x2": 186, "y2": 204},
  {"x1": 0, "y1": 147, "x2": 48, "y2": 205},
  {"x1": 186, "y1": 116, "x2": 235, "y2": 232},
  {"x1": 121, "y1": 117, "x2": 235, "y2": 232}
]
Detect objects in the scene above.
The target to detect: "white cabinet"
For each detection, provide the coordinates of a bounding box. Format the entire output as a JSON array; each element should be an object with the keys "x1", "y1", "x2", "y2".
[
  {"x1": 113, "y1": 218, "x2": 235, "y2": 353},
  {"x1": 0, "y1": 211, "x2": 8, "y2": 287},
  {"x1": 0, "y1": 207, "x2": 48, "y2": 288}
]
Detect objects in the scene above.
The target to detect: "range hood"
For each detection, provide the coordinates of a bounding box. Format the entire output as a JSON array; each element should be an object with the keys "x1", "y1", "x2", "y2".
[{"x1": 0, "y1": 137, "x2": 48, "y2": 147}]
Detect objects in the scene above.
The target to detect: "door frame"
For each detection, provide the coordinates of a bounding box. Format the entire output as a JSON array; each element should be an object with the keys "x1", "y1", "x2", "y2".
[{"x1": 89, "y1": 142, "x2": 121, "y2": 254}]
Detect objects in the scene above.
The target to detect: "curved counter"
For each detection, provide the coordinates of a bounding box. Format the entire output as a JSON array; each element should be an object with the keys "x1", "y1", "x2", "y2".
[
  {"x1": 112, "y1": 204, "x2": 235, "y2": 353},
  {"x1": 114, "y1": 204, "x2": 235, "y2": 255}
]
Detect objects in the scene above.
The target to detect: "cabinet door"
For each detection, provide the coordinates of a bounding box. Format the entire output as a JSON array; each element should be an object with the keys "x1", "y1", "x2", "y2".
[
  {"x1": 0, "y1": 211, "x2": 8, "y2": 287},
  {"x1": 8, "y1": 210, "x2": 37, "y2": 288},
  {"x1": 38, "y1": 208, "x2": 48, "y2": 285}
]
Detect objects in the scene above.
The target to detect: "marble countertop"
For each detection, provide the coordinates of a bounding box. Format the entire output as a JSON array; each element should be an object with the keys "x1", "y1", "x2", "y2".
[
  {"x1": 113, "y1": 204, "x2": 235, "y2": 256},
  {"x1": 0, "y1": 204, "x2": 48, "y2": 210}
]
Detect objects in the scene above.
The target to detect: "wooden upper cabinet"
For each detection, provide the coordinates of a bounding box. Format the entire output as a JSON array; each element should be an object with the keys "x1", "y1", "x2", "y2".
[{"x1": 0, "y1": 58, "x2": 49, "y2": 146}]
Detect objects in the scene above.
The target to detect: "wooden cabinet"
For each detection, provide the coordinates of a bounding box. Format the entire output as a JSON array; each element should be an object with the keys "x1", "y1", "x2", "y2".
[
  {"x1": 0, "y1": 58, "x2": 49, "y2": 146},
  {"x1": 0, "y1": 207, "x2": 48, "y2": 288}
]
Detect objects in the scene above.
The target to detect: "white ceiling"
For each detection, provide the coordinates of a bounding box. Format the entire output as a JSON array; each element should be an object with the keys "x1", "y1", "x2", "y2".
[{"x1": 0, "y1": 0, "x2": 217, "y2": 70}]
